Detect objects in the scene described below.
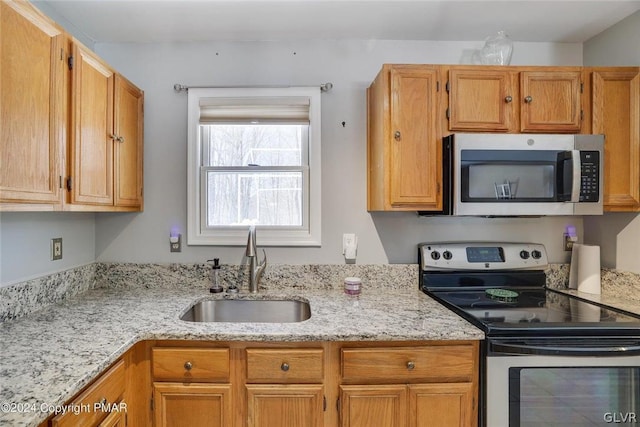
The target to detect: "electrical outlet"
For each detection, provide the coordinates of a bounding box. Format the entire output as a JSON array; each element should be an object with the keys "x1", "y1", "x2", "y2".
[
  {"x1": 170, "y1": 234, "x2": 182, "y2": 252},
  {"x1": 51, "y1": 238, "x2": 63, "y2": 260}
]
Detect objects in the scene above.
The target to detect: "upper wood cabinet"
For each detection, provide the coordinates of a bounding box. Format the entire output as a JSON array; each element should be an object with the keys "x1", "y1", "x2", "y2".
[
  {"x1": 586, "y1": 67, "x2": 640, "y2": 212},
  {"x1": 0, "y1": 0, "x2": 65, "y2": 209},
  {"x1": 447, "y1": 66, "x2": 583, "y2": 133},
  {"x1": 69, "y1": 43, "x2": 143, "y2": 210},
  {"x1": 0, "y1": 0, "x2": 143, "y2": 212},
  {"x1": 368, "y1": 64, "x2": 442, "y2": 211}
]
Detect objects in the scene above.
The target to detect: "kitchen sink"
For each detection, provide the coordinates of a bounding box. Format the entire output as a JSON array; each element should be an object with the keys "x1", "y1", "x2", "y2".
[{"x1": 180, "y1": 299, "x2": 311, "y2": 323}]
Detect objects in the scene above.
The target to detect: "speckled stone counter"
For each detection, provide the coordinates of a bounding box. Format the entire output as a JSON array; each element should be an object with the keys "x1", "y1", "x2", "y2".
[{"x1": 0, "y1": 263, "x2": 484, "y2": 427}]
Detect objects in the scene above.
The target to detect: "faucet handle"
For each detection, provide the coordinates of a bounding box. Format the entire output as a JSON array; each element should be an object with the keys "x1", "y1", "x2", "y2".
[{"x1": 259, "y1": 249, "x2": 267, "y2": 268}]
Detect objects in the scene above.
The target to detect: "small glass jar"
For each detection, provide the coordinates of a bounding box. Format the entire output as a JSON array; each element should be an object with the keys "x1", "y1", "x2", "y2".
[{"x1": 344, "y1": 277, "x2": 362, "y2": 296}]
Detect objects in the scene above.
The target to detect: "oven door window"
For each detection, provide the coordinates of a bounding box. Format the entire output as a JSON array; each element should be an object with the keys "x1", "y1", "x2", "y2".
[
  {"x1": 460, "y1": 150, "x2": 562, "y2": 202},
  {"x1": 510, "y1": 367, "x2": 640, "y2": 426}
]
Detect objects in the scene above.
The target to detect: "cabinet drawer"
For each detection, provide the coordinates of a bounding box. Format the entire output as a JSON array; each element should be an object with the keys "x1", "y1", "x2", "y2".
[
  {"x1": 52, "y1": 359, "x2": 126, "y2": 427},
  {"x1": 152, "y1": 348, "x2": 230, "y2": 382},
  {"x1": 341, "y1": 345, "x2": 475, "y2": 383},
  {"x1": 246, "y1": 348, "x2": 324, "y2": 383}
]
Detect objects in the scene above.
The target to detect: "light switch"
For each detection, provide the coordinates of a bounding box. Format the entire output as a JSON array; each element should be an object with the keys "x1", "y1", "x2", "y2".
[{"x1": 343, "y1": 233, "x2": 357, "y2": 260}]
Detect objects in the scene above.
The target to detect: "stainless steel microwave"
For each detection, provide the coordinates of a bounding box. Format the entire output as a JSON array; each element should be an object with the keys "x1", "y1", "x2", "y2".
[{"x1": 430, "y1": 133, "x2": 604, "y2": 216}]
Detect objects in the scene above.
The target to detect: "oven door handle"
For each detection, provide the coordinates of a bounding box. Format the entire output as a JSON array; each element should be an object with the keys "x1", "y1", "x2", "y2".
[{"x1": 491, "y1": 342, "x2": 640, "y2": 357}]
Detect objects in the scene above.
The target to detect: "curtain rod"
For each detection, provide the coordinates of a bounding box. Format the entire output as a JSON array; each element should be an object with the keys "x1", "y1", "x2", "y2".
[{"x1": 173, "y1": 82, "x2": 333, "y2": 93}]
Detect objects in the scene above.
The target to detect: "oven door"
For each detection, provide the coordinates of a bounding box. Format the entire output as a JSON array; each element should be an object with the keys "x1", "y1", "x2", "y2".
[{"x1": 486, "y1": 339, "x2": 640, "y2": 426}]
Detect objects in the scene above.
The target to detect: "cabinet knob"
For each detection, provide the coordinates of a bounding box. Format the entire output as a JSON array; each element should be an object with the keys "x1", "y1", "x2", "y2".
[
  {"x1": 116, "y1": 136, "x2": 125, "y2": 143},
  {"x1": 406, "y1": 361, "x2": 415, "y2": 370},
  {"x1": 394, "y1": 130, "x2": 401, "y2": 141},
  {"x1": 281, "y1": 362, "x2": 290, "y2": 372},
  {"x1": 505, "y1": 95, "x2": 513, "y2": 103},
  {"x1": 524, "y1": 96, "x2": 533, "y2": 103},
  {"x1": 98, "y1": 397, "x2": 107, "y2": 406},
  {"x1": 184, "y1": 361, "x2": 193, "y2": 371},
  {"x1": 109, "y1": 133, "x2": 118, "y2": 141}
]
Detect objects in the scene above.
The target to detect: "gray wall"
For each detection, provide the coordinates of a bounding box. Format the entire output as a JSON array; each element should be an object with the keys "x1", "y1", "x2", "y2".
[
  {"x1": 583, "y1": 10, "x2": 640, "y2": 273},
  {"x1": 0, "y1": 213, "x2": 95, "y2": 284},
  {"x1": 90, "y1": 40, "x2": 582, "y2": 268}
]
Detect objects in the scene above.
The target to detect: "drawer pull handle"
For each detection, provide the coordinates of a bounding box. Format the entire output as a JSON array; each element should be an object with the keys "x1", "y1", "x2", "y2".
[
  {"x1": 184, "y1": 361, "x2": 193, "y2": 371},
  {"x1": 406, "y1": 361, "x2": 415, "y2": 370},
  {"x1": 281, "y1": 362, "x2": 290, "y2": 372}
]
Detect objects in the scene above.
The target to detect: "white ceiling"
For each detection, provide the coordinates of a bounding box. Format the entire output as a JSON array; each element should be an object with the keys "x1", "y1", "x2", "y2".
[{"x1": 38, "y1": 0, "x2": 640, "y2": 44}]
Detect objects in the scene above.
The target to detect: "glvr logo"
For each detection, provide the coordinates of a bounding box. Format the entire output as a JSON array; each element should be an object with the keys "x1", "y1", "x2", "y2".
[{"x1": 604, "y1": 412, "x2": 637, "y2": 423}]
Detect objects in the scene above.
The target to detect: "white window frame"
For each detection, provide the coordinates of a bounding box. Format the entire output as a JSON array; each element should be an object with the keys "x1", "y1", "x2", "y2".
[{"x1": 187, "y1": 87, "x2": 321, "y2": 246}]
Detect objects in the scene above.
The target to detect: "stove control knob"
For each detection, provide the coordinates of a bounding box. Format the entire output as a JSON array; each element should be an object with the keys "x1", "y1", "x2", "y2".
[
  {"x1": 531, "y1": 250, "x2": 542, "y2": 259},
  {"x1": 430, "y1": 251, "x2": 441, "y2": 260},
  {"x1": 443, "y1": 251, "x2": 453, "y2": 260},
  {"x1": 519, "y1": 250, "x2": 530, "y2": 259}
]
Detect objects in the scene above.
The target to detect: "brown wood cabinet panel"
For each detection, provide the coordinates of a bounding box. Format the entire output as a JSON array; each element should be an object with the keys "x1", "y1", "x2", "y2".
[
  {"x1": 409, "y1": 383, "x2": 474, "y2": 427},
  {"x1": 448, "y1": 68, "x2": 515, "y2": 131},
  {"x1": 246, "y1": 348, "x2": 324, "y2": 383},
  {"x1": 246, "y1": 384, "x2": 324, "y2": 427},
  {"x1": 51, "y1": 359, "x2": 126, "y2": 427},
  {"x1": 113, "y1": 75, "x2": 143, "y2": 208},
  {"x1": 341, "y1": 345, "x2": 475, "y2": 383},
  {"x1": 0, "y1": 0, "x2": 64, "y2": 207},
  {"x1": 520, "y1": 70, "x2": 582, "y2": 132},
  {"x1": 367, "y1": 64, "x2": 442, "y2": 211},
  {"x1": 340, "y1": 385, "x2": 407, "y2": 427},
  {"x1": 97, "y1": 408, "x2": 126, "y2": 427},
  {"x1": 152, "y1": 347, "x2": 230, "y2": 382},
  {"x1": 389, "y1": 66, "x2": 440, "y2": 207},
  {"x1": 590, "y1": 68, "x2": 640, "y2": 211},
  {"x1": 70, "y1": 43, "x2": 114, "y2": 205},
  {"x1": 153, "y1": 382, "x2": 231, "y2": 427}
]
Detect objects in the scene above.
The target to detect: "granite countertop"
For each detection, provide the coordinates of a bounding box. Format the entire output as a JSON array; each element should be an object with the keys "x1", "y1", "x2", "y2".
[{"x1": 0, "y1": 276, "x2": 483, "y2": 427}]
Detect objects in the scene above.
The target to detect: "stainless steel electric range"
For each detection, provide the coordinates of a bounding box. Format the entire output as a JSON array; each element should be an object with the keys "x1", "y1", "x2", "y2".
[{"x1": 419, "y1": 242, "x2": 640, "y2": 427}]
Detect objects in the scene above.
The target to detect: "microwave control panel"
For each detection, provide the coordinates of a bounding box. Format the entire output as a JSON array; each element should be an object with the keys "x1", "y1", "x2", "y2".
[{"x1": 580, "y1": 151, "x2": 599, "y2": 202}]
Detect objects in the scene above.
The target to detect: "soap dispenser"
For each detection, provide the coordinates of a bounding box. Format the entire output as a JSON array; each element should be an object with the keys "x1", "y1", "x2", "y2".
[{"x1": 208, "y1": 258, "x2": 223, "y2": 293}]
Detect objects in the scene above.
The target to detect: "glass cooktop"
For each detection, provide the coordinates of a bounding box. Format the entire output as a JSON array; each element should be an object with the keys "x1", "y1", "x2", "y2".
[{"x1": 426, "y1": 287, "x2": 640, "y2": 336}]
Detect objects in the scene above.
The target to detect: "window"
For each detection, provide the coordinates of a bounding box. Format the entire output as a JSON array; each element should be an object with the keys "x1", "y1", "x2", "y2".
[{"x1": 187, "y1": 87, "x2": 321, "y2": 246}]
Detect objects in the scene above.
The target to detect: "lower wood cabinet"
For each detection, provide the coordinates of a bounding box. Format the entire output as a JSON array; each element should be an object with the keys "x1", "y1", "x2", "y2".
[
  {"x1": 152, "y1": 383, "x2": 232, "y2": 427},
  {"x1": 245, "y1": 348, "x2": 325, "y2": 427},
  {"x1": 40, "y1": 340, "x2": 478, "y2": 427},
  {"x1": 50, "y1": 359, "x2": 127, "y2": 427},
  {"x1": 339, "y1": 382, "x2": 473, "y2": 427},
  {"x1": 339, "y1": 344, "x2": 477, "y2": 427},
  {"x1": 246, "y1": 384, "x2": 324, "y2": 427},
  {"x1": 151, "y1": 347, "x2": 232, "y2": 427}
]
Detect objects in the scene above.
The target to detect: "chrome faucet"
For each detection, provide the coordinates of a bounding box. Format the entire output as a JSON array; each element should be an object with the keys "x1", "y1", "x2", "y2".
[{"x1": 246, "y1": 226, "x2": 267, "y2": 293}]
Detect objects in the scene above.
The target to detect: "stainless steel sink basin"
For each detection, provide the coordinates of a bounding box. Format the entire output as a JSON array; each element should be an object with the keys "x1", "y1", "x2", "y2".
[{"x1": 180, "y1": 299, "x2": 311, "y2": 323}]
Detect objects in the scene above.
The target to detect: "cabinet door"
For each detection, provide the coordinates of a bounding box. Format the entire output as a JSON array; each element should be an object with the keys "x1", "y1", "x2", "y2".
[
  {"x1": 114, "y1": 75, "x2": 143, "y2": 208},
  {"x1": 591, "y1": 69, "x2": 640, "y2": 211},
  {"x1": 70, "y1": 43, "x2": 114, "y2": 205},
  {"x1": 520, "y1": 70, "x2": 582, "y2": 132},
  {"x1": 98, "y1": 407, "x2": 126, "y2": 427},
  {"x1": 448, "y1": 68, "x2": 515, "y2": 132},
  {"x1": 0, "y1": 0, "x2": 64, "y2": 207},
  {"x1": 408, "y1": 383, "x2": 475, "y2": 427},
  {"x1": 246, "y1": 384, "x2": 324, "y2": 427},
  {"x1": 153, "y1": 382, "x2": 231, "y2": 427},
  {"x1": 340, "y1": 385, "x2": 407, "y2": 427},
  {"x1": 389, "y1": 66, "x2": 440, "y2": 208}
]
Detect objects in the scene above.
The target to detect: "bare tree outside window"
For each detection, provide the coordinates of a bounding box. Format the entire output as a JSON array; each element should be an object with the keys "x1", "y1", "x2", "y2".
[{"x1": 203, "y1": 124, "x2": 305, "y2": 227}]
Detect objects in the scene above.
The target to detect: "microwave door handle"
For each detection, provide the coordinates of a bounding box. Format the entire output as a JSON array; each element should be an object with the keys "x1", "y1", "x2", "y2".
[{"x1": 569, "y1": 150, "x2": 581, "y2": 202}]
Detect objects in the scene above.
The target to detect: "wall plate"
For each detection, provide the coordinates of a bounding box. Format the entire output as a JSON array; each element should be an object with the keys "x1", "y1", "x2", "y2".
[{"x1": 51, "y1": 238, "x2": 63, "y2": 260}]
